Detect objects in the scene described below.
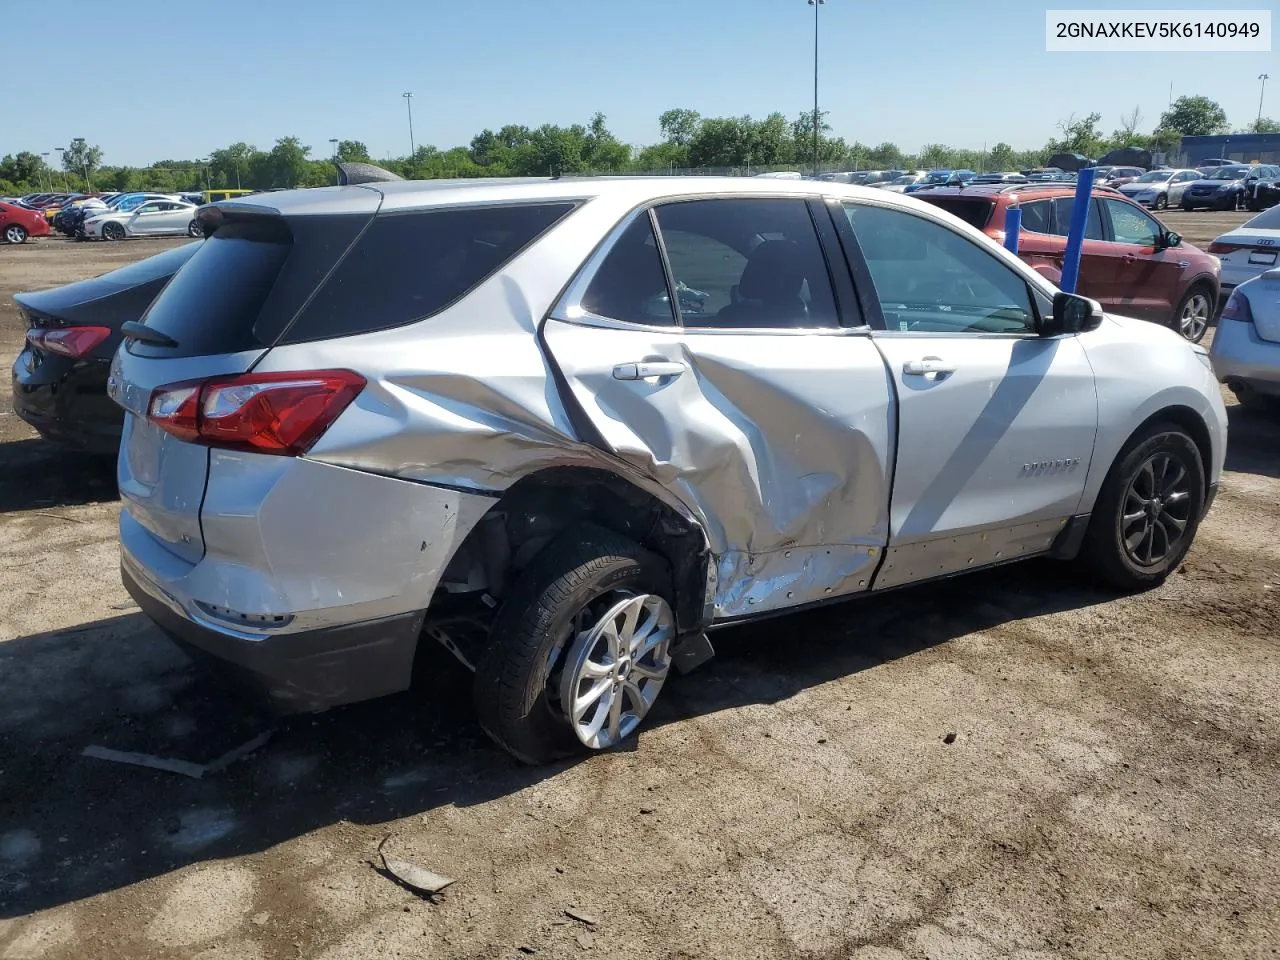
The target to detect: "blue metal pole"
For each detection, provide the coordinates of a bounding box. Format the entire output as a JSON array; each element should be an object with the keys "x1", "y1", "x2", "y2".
[
  {"x1": 1059, "y1": 166, "x2": 1097, "y2": 294},
  {"x1": 1003, "y1": 206, "x2": 1022, "y2": 254}
]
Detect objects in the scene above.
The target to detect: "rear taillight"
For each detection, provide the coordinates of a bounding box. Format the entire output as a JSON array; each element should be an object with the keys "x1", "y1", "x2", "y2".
[
  {"x1": 147, "y1": 369, "x2": 365, "y2": 456},
  {"x1": 1207, "y1": 241, "x2": 1248, "y2": 255},
  {"x1": 25, "y1": 326, "x2": 111, "y2": 358},
  {"x1": 1219, "y1": 289, "x2": 1254, "y2": 325}
]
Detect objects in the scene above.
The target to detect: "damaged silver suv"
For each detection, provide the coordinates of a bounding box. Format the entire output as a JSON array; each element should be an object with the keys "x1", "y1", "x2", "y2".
[{"x1": 112, "y1": 177, "x2": 1227, "y2": 763}]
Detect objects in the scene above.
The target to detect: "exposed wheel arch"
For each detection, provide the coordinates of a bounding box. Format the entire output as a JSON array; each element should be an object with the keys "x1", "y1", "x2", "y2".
[
  {"x1": 437, "y1": 466, "x2": 713, "y2": 637},
  {"x1": 1120, "y1": 406, "x2": 1213, "y2": 496}
]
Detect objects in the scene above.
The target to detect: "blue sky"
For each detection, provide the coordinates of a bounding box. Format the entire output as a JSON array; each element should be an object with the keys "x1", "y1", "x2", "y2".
[{"x1": 8, "y1": 0, "x2": 1275, "y2": 166}]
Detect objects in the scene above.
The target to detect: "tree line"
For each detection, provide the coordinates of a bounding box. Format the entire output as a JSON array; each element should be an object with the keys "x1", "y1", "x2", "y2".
[{"x1": 3, "y1": 95, "x2": 1276, "y2": 196}]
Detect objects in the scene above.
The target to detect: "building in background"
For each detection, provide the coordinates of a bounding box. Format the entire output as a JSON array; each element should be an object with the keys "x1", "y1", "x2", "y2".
[{"x1": 1180, "y1": 134, "x2": 1280, "y2": 166}]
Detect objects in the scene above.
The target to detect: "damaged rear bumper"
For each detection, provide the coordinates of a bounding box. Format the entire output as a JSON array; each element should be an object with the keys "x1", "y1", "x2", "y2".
[{"x1": 123, "y1": 563, "x2": 424, "y2": 713}]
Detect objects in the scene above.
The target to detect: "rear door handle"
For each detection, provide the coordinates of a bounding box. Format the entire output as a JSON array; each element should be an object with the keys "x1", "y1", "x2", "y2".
[
  {"x1": 612, "y1": 361, "x2": 686, "y2": 381},
  {"x1": 902, "y1": 357, "x2": 956, "y2": 377}
]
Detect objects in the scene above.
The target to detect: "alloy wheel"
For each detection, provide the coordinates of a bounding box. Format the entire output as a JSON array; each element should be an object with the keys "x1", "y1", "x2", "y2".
[
  {"x1": 1178, "y1": 293, "x2": 1210, "y2": 342},
  {"x1": 103, "y1": 223, "x2": 125, "y2": 241},
  {"x1": 1120, "y1": 452, "x2": 1194, "y2": 567},
  {"x1": 4, "y1": 225, "x2": 26, "y2": 244},
  {"x1": 555, "y1": 591, "x2": 674, "y2": 750}
]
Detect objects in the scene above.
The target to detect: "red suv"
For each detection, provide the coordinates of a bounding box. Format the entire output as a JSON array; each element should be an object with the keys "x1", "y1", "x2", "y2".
[{"x1": 913, "y1": 184, "x2": 1221, "y2": 342}]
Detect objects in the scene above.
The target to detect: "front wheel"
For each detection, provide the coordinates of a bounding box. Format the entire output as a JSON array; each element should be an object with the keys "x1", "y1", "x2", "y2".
[
  {"x1": 474, "y1": 527, "x2": 675, "y2": 764},
  {"x1": 1172, "y1": 287, "x2": 1212, "y2": 343},
  {"x1": 3, "y1": 224, "x2": 28, "y2": 244},
  {"x1": 1079, "y1": 422, "x2": 1205, "y2": 591},
  {"x1": 101, "y1": 222, "x2": 126, "y2": 241},
  {"x1": 1154, "y1": 194, "x2": 1169, "y2": 210}
]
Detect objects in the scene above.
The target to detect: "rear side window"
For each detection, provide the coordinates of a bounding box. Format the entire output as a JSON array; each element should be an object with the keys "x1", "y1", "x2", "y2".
[
  {"x1": 580, "y1": 214, "x2": 676, "y2": 326},
  {"x1": 280, "y1": 202, "x2": 575, "y2": 344},
  {"x1": 1018, "y1": 200, "x2": 1052, "y2": 234},
  {"x1": 1051, "y1": 197, "x2": 1104, "y2": 240},
  {"x1": 916, "y1": 196, "x2": 994, "y2": 229}
]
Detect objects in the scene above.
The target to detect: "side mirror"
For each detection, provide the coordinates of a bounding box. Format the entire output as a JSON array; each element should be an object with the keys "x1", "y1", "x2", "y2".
[
  {"x1": 1162, "y1": 231, "x2": 1182, "y2": 248},
  {"x1": 1041, "y1": 292, "x2": 1104, "y2": 336}
]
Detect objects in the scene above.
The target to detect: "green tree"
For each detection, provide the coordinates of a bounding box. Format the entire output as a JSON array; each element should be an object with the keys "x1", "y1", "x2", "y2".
[
  {"x1": 583, "y1": 113, "x2": 631, "y2": 171},
  {"x1": 1159, "y1": 96, "x2": 1229, "y2": 136},
  {"x1": 208, "y1": 142, "x2": 260, "y2": 189},
  {"x1": 1247, "y1": 116, "x2": 1280, "y2": 133},
  {"x1": 918, "y1": 143, "x2": 952, "y2": 169},
  {"x1": 1113, "y1": 105, "x2": 1144, "y2": 144},
  {"x1": 659, "y1": 108, "x2": 701, "y2": 148},
  {"x1": 867, "y1": 142, "x2": 904, "y2": 168},
  {"x1": 336, "y1": 139, "x2": 371, "y2": 162},
  {"x1": 987, "y1": 142, "x2": 1015, "y2": 170},
  {"x1": 60, "y1": 140, "x2": 104, "y2": 188},
  {"x1": 263, "y1": 137, "x2": 311, "y2": 188},
  {"x1": 0, "y1": 151, "x2": 48, "y2": 186},
  {"x1": 1048, "y1": 113, "x2": 1106, "y2": 157}
]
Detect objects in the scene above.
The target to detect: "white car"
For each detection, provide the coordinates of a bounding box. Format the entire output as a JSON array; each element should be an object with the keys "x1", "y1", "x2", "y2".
[
  {"x1": 84, "y1": 199, "x2": 201, "y2": 241},
  {"x1": 1117, "y1": 169, "x2": 1201, "y2": 210},
  {"x1": 112, "y1": 176, "x2": 1227, "y2": 763},
  {"x1": 1208, "y1": 205, "x2": 1280, "y2": 298},
  {"x1": 874, "y1": 173, "x2": 928, "y2": 193}
]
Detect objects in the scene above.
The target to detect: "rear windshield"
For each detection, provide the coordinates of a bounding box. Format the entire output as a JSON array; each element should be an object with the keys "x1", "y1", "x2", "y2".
[
  {"x1": 1244, "y1": 206, "x2": 1280, "y2": 230},
  {"x1": 129, "y1": 202, "x2": 576, "y2": 358},
  {"x1": 98, "y1": 241, "x2": 202, "y2": 287},
  {"x1": 916, "y1": 196, "x2": 995, "y2": 229}
]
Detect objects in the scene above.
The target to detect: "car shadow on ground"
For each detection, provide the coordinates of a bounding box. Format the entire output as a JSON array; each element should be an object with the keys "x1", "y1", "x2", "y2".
[
  {"x1": 0, "y1": 561, "x2": 1108, "y2": 919},
  {"x1": 0, "y1": 438, "x2": 117, "y2": 513},
  {"x1": 1223, "y1": 406, "x2": 1280, "y2": 480}
]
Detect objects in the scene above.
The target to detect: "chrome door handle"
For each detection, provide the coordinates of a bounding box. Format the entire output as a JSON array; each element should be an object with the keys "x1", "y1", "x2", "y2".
[
  {"x1": 613, "y1": 361, "x2": 686, "y2": 381},
  {"x1": 902, "y1": 357, "x2": 956, "y2": 377},
  {"x1": 1122, "y1": 253, "x2": 1137, "y2": 263}
]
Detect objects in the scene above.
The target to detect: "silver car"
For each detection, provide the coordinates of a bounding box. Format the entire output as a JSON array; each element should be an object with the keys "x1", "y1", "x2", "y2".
[
  {"x1": 84, "y1": 198, "x2": 201, "y2": 240},
  {"x1": 110, "y1": 178, "x2": 1227, "y2": 763},
  {"x1": 1117, "y1": 169, "x2": 1201, "y2": 210},
  {"x1": 1210, "y1": 270, "x2": 1280, "y2": 411}
]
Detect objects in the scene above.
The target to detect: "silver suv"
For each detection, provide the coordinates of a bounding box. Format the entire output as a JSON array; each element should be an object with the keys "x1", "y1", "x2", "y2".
[{"x1": 112, "y1": 178, "x2": 1228, "y2": 763}]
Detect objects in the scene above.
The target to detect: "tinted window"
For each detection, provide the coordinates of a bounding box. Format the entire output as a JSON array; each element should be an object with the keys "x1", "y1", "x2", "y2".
[
  {"x1": 654, "y1": 198, "x2": 838, "y2": 329},
  {"x1": 580, "y1": 214, "x2": 675, "y2": 326},
  {"x1": 1103, "y1": 199, "x2": 1160, "y2": 246},
  {"x1": 98, "y1": 240, "x2": 201, "y2": 286},
  {"x1": 130, "y1": 220, "x2": 292, "y2": 358},
  {"x1": 915, "y1": 196, "x2": 994, "y2": 229},
  {"x1": 1019, "y1": 200, "x2": 1052, "y2": 234},
  {"x1": 1243, "y1": 205, "x2": 1280, "y2": 230},
  {"x1": 1051, "y1": 197, "x2": 1104, "y2": 240},
  {"x1": 845, "y1": 203, "x2": 1036, "y2": 334},
  {"x1": 281, "y1": 202, "x2": 575, "y2": 344}
]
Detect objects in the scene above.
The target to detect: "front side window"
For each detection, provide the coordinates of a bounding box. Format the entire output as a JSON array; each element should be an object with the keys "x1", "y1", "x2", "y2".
[
  {"x1": 1103, "y1": 199, "x2": 1160, "y2": 246},
  {"x1": 1051, "y1": 197, "x2": 1104, "y2": 240},
  {"x1": 654, "y1": 198, "x2": 838, "y2": 329},
  {"x1": 844, "y1": 203, "x2": 1036, "y2": 334}
]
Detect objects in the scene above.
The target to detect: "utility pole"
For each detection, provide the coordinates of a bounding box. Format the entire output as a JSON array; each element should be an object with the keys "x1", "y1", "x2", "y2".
[
  {"x1": 40, "y1": 152, "x2": 51, "y2": 191},
  {"x1": 329, "y1": 138, "x2": 340, "y2": 185},
  {"x1": 55, "y1": 147, "x2": 68, "y2": 191},
  {"x1": 1260, "y1": 74, "x2": 1271, "y2": 127},
  {"x1": 403, "y1": 92, "x2": 416, "y2": 158},
  {"x1": 808, "y1": 0, "x2": 824, "y2": 179}
]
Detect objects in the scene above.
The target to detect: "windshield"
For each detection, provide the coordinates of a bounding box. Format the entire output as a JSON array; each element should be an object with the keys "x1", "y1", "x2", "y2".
[
  {"x1": 891, "y1": 176, "x2": 916, "y2": 184},
  {"x1": 1135, "y1": 171, "x2": 1171, "y2": 183},
  {"x1": 1244, "y1": 205, "x2": 1280, "y2": 230},
  {"x1": 1206, "y1": 167, "x2": 1248, "y2": 180},
  {"x1": 925, "y1": 172, "x2": 951, "y2": 183}
]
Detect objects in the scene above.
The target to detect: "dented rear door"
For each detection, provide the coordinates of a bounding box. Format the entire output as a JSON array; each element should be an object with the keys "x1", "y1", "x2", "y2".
[{"x1": 542, "y1": 198, "x2": 895, "y2": 619}]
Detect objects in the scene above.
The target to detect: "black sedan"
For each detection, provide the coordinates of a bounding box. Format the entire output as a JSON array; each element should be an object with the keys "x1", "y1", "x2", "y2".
[{"x1": 12, "y1": 242, "x2": 201, "y2": 453}]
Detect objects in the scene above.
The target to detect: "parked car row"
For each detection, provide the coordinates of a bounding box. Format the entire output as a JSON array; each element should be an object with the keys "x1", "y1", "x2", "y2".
[{"x1": 0, "y1": 188, "x2": 258, "y2": 243}]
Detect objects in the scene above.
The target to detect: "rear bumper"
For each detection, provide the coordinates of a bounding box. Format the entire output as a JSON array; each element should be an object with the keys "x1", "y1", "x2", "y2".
[
  {"x1": 1210, "y1": 317, "x2": 1280, "y2": 394},
  {"x1": 124, "y1": 562, "x2": 425, "y2": 713},
  {"x1": 11, "y1": 351, "x2": 122, "y2": 453}
]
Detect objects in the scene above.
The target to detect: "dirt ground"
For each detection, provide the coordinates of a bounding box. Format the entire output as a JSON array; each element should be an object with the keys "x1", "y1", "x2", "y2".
[{"x1": 1, "y1": 212, "x2": 1277, "y2": 960}]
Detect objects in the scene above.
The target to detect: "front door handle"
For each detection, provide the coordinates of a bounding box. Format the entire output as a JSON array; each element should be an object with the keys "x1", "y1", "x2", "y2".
[
  {"x1": 902, "y1": 357, "x2": 956, "y2": 377},
  {"x1": 612, "y1": 361, "x2": 686, "y2": 381},
  {"x1": 1122, "y1": 253, "x2": 1138, "y2": 263}
]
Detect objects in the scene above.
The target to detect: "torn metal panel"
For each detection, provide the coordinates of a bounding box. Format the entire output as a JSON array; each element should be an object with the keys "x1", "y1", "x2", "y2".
[{"x1": 715, "y1": 544, "x2": 881, "y2": 618}]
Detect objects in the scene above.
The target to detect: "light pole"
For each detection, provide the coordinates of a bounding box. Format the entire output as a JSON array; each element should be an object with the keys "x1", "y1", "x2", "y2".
[
  {"x1": 402, "y1": 92, "x2": 416, "y2": 158},
  {"x1": 1260, "y1": 74, "x2": 1271, "y2": 127},
  {"x1": 329, "y1": 138, "x2": 340, "y2": 184},
  {"x1": 55, "y1": 147, "x2": 68, "y2": 191},
  {"x1": 807, "y1": 0, "x2": 824, "y2": 179},
  {"x1": 40, "y1": 152, "x2": 51, "y2": 192},
  {"x1": 72, "y1": 137, "x2": 91, "y2": 191}
]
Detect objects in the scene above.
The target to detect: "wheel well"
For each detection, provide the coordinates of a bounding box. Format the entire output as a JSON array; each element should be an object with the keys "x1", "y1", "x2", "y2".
[
  {"x1": 1134, "y1": 406, "x2": 1213, "y2": 480},
  {"x1": 438, "y1": 467, "x2": 711, "y2": 634}
]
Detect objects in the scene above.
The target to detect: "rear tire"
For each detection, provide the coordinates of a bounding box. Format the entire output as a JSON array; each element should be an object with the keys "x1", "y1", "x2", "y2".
[
  {"x1": 187, "y1": 220, "x2": 203, "y2": 238},
  {"x1": 474, "y1": 526, "x2": 675, "y2": 765},
  {"x1": 3, "y1": 224, "x2": 28, "y2": 244},
  {"x1": 1079, "y1": 422, "x2": 1205, "y2": 591},
  {"x1": 1171, "y1": 286, "x2": 1212, "y2": 343},
  {"x1": 1181, "y1": 200, "x2": 1195, "y2": 211}
]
